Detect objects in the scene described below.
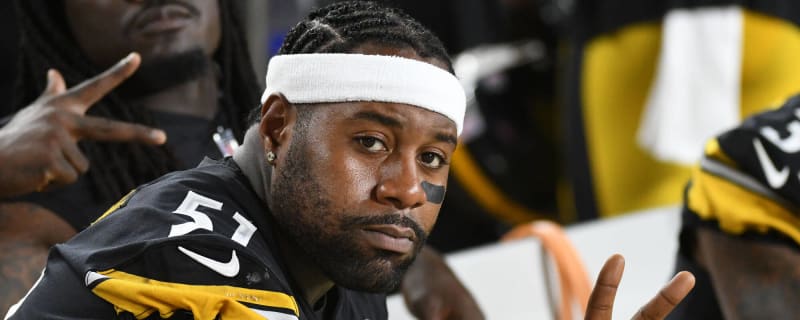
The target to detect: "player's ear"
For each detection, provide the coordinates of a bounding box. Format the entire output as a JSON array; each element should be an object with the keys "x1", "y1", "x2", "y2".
[{"x1": 259, "y1": 93, "x2": 295, "y2": 151}]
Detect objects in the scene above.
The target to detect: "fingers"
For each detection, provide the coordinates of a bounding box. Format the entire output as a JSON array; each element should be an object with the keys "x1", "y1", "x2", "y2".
[
  {"x1": 632, "y1": 271, "x2": 695, "y2": 320},
  {"x1": 73, "y1": 115, "x2": 166, "y2": 145},
  {"x1": 37, "y1": 136, "x2": 86, "y2": 192},
  {"x1": 35, "y1": 169, "x2": 55, "y2": 193},
  {"x1": 66, "y1": 52, "x2": 141, "y2": 110},
  {"x1": 585, "y1": 254, "x2": 625, "y2": 320},
  {"x1": 44, "y1": 69, "x2": 67, "y2": 96},
  {"x1": 58, "y1": 133, "x2": 90, "y2": 174},
  {"x1": 45, "y1": 150, "x2": 80, "y2": 188},
  {"x1": 34, "y1": 53, "x2": 165, "y2": 146}
]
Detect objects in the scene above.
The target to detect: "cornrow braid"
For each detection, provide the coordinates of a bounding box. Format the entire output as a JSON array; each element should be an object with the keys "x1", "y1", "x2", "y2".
[
  {"x1": 13, "y1": 0, "x2": 260, "y2": 202},
  {"x1": 278, "y1": 1, "x2": 453, "y2": 73}
]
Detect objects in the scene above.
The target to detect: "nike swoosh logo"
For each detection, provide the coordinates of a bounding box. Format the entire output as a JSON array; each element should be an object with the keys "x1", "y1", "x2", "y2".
[
  {"x1": 753, "y1": 138, "x2": 789, "y2": 189},
  {"x1": 178, "y1": 246, "x2": 240, "y2": 278}
]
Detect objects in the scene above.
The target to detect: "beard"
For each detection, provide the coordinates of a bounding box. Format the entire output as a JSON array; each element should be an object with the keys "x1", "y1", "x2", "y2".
[
  {"x1": 115, "y1": 48, "x2": 211, "y2": 98},
  {"x1": 268, "y1": 132, "x2": 428, "y2": 293}
]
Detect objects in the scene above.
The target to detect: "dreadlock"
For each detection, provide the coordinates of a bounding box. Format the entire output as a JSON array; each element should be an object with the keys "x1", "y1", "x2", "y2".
[
  {"x1": 13, "y1": 0, "x2": 261, "y2": 202},
  {"x1": 279, "y1": 1, "x2": 452, "y2": 71}
]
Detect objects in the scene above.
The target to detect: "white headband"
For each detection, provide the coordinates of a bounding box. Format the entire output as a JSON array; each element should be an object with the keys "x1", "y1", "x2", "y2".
[{"x1": 262, "y1": 53, "x2": 466, "y2": 135}]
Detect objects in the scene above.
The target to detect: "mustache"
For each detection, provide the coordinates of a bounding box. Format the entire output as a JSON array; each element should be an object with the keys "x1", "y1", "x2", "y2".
[
  {"x1": 341, "y1": 214, "x2": 428, "y2": 244},
  {"x1": 138, "y1": 0, "x2": 200, "y2": 16},
  {"x1": 125, "y1": 0, "x2": 201, "y2": 33}
]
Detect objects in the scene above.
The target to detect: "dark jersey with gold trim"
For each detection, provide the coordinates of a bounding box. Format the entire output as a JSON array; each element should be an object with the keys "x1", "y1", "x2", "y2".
[
  {"x1": 5, "y1": 158, "x2": 386, "y2": 320},
  {"x1": 671, "y1": 95, "x2": 800, "y2": 319}
]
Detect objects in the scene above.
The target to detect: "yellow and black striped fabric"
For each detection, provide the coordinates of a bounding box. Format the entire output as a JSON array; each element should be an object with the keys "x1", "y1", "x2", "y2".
[
  {"x1": 567, "y1": 0, "x2": 800, "y2": 220},
  {"x1": 683, "y1": 94, "x2": 800, "y2": 243},
  {"x1": 673, "y1": 94, "x2": 800, "y2": 320},
  {"x1": 5, "y1": 158, "x2": 386, "y2": 319}
]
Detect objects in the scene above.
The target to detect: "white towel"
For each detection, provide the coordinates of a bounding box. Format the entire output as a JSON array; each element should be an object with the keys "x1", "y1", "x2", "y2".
[{"x1": 638, "y1": 6, "x2": 743, "y2": 164}]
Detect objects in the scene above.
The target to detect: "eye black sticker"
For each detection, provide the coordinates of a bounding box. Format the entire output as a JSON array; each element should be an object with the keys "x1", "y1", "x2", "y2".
[{"x1": 421, "y1": 181, "x2": 446, "y2": 204}]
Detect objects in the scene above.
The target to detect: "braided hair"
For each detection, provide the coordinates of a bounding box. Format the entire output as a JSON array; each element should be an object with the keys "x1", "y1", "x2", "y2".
[
  {"x1": 13, "y1": 0, "x2": 261, "y2": 202},
  {"x1": 250, "y1": 0, "x2": 453, "y2": 125},
  {"x1": 279, "y1": 1, "x2": 452, "y2": 71}
]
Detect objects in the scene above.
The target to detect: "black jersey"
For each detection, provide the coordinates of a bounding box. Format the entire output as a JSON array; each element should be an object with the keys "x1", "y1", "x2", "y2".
[
  {"x1": 671, "y1": 95, "x2": 800, "y2": 319},
  {"x1": 5, "y1": 158, "x2": 386, "y2": 320}
]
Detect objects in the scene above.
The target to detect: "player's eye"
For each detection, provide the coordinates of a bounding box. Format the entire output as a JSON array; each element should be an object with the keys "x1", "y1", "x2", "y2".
[
  {"x1": 420, "y1": 152, "x2": 446, "y2": 169},
  {"x1": 357, "y1": 137, "x2": 388, "y2": 152}
]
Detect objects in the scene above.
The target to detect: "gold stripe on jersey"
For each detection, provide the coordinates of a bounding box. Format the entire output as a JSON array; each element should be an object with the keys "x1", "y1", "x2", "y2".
[
  {"x1": 93, "y1": 189, "x2": 137, "y2": 225},
  {"x1": 89, "y1": 269, "x2": 299, "y2": 319},
  {"x1": 687, "y1": 164, "x2": 800, "y2": 245}
]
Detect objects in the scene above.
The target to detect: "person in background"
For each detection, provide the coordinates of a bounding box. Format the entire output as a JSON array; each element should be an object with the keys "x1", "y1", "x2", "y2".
[
  {"x1": 671, "y1": 94, "x2": 800, "y2": 319},
  {"x1": 0, "y1": 0, "x2": 260, "y2": 311}
]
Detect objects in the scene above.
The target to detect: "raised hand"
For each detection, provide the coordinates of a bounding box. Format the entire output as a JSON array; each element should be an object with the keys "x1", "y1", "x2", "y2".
[
  {"x1": 585, "y1": 254, "x2": 695, "y2": 320},
  {"x1": 0, "y1": 53, "x2": 166, "y2": 198}
]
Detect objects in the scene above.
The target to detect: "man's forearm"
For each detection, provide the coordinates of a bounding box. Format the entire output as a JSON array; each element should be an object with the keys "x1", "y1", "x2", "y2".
[
  {"x1": 0, "y1": 241, "x2": 48, "y2": 312},
  {"x1": 0, "y1": 202, "x2": 75, "y2": 313}
]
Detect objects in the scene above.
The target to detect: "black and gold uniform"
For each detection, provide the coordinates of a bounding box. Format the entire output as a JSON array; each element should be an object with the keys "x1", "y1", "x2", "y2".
[
  {"x1": 672, "y1": 95, "x2": 800, "y2": 319},
  {"x1": 5, "y1": 158, "x2": 386, "y2": 320},
  {"x1": 568, "y1": 0, "x2": 800, "y2": 220}
]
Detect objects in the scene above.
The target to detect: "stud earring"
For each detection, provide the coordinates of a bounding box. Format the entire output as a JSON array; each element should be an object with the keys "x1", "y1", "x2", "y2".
[{"x1": 266, "y1": 151, "x2": 277, "y2": 164}]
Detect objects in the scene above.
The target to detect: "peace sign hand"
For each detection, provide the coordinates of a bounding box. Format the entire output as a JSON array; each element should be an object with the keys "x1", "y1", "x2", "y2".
[
  {"x1": 0, "y1": 53, "x2": 167, "y2": 198},
  {"x1": 585, "y1": 254, "x2": 696, "y2": 320}
]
